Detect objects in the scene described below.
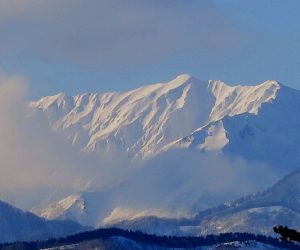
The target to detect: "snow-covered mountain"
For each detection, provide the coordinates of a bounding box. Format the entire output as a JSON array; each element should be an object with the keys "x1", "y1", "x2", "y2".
[
  {"x1": 30, "y1": 74, "x2": 298, "y2": 170},
  {"x1": 30, "y1": 74, "x2": 300, "y2": 231},
  {"x1": 31, "y1": 74, "x2": 215, "y2": 159},
  {"x1": 0, "y1": 199, "x2": 86, "y2": 243}
]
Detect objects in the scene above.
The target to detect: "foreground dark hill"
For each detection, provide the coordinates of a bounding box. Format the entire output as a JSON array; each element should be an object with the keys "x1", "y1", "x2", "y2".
[
  {"x1": 0, "y1": 200, "x2": 86, "y2": 243},
  {"x1": 1, "y1": 227, "x2": 298, "y2": 250}
]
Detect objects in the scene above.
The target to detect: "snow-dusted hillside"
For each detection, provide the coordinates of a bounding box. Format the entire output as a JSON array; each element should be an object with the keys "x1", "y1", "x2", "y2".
[
  {"x1": 108, "y1": 168, "x2": 300, "y2": 236},
  {"x1": 33, "y1": 186, "x2": 180, "y2": 228},
  {"x1": 35, "y1": 167, "x2": 300, "y2": 232},
  {"x1": 0, "y1": 200, "x2": 86, "y2": 243},
  {"x1": 33, "y1": 191, "x2": 112, "y2": 227},
  {"x1": 30, "y1": 74, "x2": 286, "y2": 163},
  {"x1": 36, "y1": 237, "x2": 284, "y2": 250},
  {"x1": 185, "y1": 168, "x2": 300, "y2": 236}
]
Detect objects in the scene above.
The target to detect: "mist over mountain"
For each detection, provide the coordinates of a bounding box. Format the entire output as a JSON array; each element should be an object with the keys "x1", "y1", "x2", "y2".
[
  {"x1": 20, "y1": 74, "x2": 299, "y2": 228},
  {"x1": 106, "y1": 168, "x2": 300, "y2": 237},
  {"x1": 0, "y1": 72, "x2": 300, "y2": 246},
  {"x1": 0, "y1": 0, "x2": 299, "y2": 247}
]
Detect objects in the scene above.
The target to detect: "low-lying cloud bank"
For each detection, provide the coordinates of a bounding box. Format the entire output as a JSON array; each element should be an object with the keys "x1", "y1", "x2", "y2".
[
  {"x1": 0, "y1": 74, "x2": 279, "y2": 215},
  {"x1": 106, "y1": 149, "x2": 279, "y2": 216}
]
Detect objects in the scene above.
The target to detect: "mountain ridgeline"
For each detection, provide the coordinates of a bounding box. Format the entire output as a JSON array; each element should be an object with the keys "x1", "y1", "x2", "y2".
[{"x1": 30, "y1": 74, "x2": 300, "y2": 171}]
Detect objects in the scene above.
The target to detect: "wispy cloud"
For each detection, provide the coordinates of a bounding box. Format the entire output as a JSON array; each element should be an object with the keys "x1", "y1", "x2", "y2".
[
  {"x1": 0, "y1": 0, "x2": 246, "y2": 65},
  {"x1": 108, "y1": 149, "x2": 279, "y2": 215}
]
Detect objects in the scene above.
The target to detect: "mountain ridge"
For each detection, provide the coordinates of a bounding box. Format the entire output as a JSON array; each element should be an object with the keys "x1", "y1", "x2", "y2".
[{"x1": 29, "y1": 75, "x2": 283, "y2": 160}]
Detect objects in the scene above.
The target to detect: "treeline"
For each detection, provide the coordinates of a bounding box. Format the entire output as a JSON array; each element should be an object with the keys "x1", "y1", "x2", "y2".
[
  {"x1": 0, "y1": 227, "x2": 299, "y2": 250},
  {"x1": 274, "y1": 226, "x2": 300, "y2": 243}
]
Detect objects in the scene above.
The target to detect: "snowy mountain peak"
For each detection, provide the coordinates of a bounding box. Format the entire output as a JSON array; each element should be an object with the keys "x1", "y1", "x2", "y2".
[
  {"x1": 175, "y1": 73, "x2": 192, "y2": 80},
  {"x1": 171, "y1": 73, "x2": 196, "y2": 84},
  {"x1": 30, "y1": 75, "x2": 287, "y2": 159}
]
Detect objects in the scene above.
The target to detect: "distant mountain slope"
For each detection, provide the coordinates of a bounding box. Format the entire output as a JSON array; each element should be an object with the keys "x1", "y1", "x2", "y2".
[
  {"x1": 0, "y1": 200, "x2": 86, "y2": 243},
  {"x1": 182, "y1": 168, "x2": 300, "y2": 236},
  {"x1": 34, "y1": 168, "x2": 300, "y2": 235},
  {"x1": 33, "y1": 191, "x2": 112, "y2": 227},
  {"x1": 108, "y1": 168, "x2": 300, "y2": 236},
  {"x1": 30, "y1": 74, "x2": 288, "y2": 163}
]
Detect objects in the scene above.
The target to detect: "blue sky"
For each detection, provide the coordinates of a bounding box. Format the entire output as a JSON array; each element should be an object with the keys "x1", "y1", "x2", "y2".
[{"x1": 0, "y1": 0, "x2": 299, "y2": 98}]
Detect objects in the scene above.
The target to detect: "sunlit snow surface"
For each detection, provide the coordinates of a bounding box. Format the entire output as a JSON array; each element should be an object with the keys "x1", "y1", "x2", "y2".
[
  {"x1": 30, "y1": 75, "x2": 281, "y2": 160},
  {"x1": 30, "y1": 75, "x2": 300, "y2": 231}
]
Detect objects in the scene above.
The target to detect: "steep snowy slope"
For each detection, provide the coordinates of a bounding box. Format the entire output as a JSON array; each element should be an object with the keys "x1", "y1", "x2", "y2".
[
  {"x1": 30, "y1": 74, "x2": 215, "y2": 159},
  {"x1": 0, "y1": 200, "x2": 86, "y2": 243},
  {"x1": 30, "y1": 75, "x2": 282, "y2": 160},
  {"x1": 165, "y1": 82, "x2": 300, "y2": 171},
  {"x1": 109, "y1": 168, "x2": 300, "y2": 236},
  {"x1": 33, "y1": 191, "x2": 112, "y2": 227}
]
